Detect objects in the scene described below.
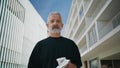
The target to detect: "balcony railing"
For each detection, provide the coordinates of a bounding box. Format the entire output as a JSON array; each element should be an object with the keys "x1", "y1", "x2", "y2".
[
  {"x1": 112, "y1": 12, "x2": 120, "y2": 28},
  {"x1": 83, "y1": 0, "x2": 92, "y2": 14},
  {"x1": 80, "y1": 44, "x2": 87, "y2": 54},
  {"x1": 88, "y1": 26, "x2": 97, "y2": 47},
  {"x1": 74, "y1": 20, "x2": 86, "y2": 42},
  {"x1": 98, "y1": 21, "x2": 113, "y2": 39}
]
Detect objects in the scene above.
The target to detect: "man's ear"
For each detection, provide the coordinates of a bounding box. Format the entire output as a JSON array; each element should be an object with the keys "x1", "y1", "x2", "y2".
[
  {"x1": 46, "y1": 23, "x2": 49, "y2": 28},
  {"x1": 61, "y1": 23, "x2": 63, "y2": 28}
]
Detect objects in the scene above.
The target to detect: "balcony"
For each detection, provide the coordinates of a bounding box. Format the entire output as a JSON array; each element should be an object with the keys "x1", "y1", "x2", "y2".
[
  {"x1": 79, "y1": 6, "x2": 84, "y2": 20},
  {"x1": 80, "y1": 44, "x2": 87, "y2": 56},
  {"x1": 83, "y1": 0, "x2": 92, "y2": 12},
  {"x1": 72, "y1": 5, "x2": 78, "y2": 21},
  {"x1": 72, "y1": 18, "x2": 78, "y2": 34},
  {"x1": 97, "y1": 0, "x2": 120, "y2": 39},
  {"x1": 78, "y1": 37, "x2": 87, "y2": 55},
  {"x1": 112, "y1": 12, "x2": 120, "y2": 29},
  {"x1": 74, "y1": 19, "x2": 86, "y2": 42},
  {"x1": 76, "y1": 0, "x2": 82, "y2": 8},
  {"x1": 85, "y1": 0, "x2": 110, "y2": 25},
  {"x1": 88, "y1": 24, "x2": 97, "y2": 47}
]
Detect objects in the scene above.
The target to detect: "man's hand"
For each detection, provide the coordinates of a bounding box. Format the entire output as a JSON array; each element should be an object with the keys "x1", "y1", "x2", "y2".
[{"x1": 65, "y1": 62, "x2": 77, "y2": 68}]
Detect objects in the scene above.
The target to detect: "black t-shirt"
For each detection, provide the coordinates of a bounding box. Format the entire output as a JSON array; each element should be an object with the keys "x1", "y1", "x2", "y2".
[{"x1": 28, "y1": 36, "x2": 82, "y2": 68}]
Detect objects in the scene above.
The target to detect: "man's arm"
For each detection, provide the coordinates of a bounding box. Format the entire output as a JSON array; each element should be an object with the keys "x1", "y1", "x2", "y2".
[
  {"x1": 71, "y1": 42, "x2": 82, "y2": 68},
  {"x1": 28, "y1": 43, "x2": 41, "y2": 68}
]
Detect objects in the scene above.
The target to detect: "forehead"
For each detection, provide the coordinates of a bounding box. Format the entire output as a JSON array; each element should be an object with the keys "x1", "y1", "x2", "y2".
[{"x1": 49, "y1": 14, "x2": 61, "y2": 20}]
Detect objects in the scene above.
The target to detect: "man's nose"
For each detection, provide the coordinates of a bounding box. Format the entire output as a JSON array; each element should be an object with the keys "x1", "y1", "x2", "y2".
[{"x1": 53, "y1": 21, "x2": 58, "y2": 24}]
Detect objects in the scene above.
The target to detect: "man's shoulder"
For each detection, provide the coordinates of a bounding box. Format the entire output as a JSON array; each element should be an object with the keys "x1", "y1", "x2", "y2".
[
  {"x1": 61, "y1": 37, "x2": 78, "y2": 49},
  {"x1": 37, "y1": 37, "x2": 50, "y2": 44},
  {"x1": 61, "y1": 36, "x2": 75, "y2": 43},
  {"x1": 62, "y1": 36, "x2": 73, "y2": 41},
  {"x1": 37, "y1": 36, "x2": 75, "y2": 44}
]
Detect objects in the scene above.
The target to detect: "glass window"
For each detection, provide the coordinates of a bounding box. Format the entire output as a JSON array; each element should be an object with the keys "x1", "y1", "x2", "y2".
[
  {"x1": 89, "y1": 58, "x2": 99, "y2": 68},
  {"x1": 112, "y1": 13, "x2": 120, "y2": 28},
  {"x1": 79, "y1": 6, "x2": 84, "y2": 18},
  {"x1": 88, "y1": 25, "x2": 97, "y2": 46}
]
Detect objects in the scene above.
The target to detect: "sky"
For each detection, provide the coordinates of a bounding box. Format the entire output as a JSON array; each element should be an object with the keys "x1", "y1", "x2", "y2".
[{"x1": 29, "y1": 0, "x2": 72, "y2": 35}]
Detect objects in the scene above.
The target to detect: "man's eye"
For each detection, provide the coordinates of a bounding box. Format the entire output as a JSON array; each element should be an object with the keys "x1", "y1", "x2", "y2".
[
  {"x1": 50, "y1": 20, "x2": 54, "y2": 23},
  {"x1": 57, "y1": 20, "x2": 60, "y2": 23}
]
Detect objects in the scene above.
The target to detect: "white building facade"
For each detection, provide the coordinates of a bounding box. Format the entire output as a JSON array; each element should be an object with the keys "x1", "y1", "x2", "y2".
[
  {"x1": 64, "y1": 0, "x2": 120, "y2": 68},
  {"x1": 0, "y1": 0, "x2": 47, "y2": 68}
]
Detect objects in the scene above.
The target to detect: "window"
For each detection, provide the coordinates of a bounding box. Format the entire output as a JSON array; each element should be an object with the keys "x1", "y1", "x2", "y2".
[
  {"x1": 89, "y1": 58, "x2": 99, "y2": 68},
  {"x1": 112, "y1": 12, "x2": 120, "y2": 28},
  {"x1": 79, "y1": 6, "x2": 84, "y2": 18},
  {"x1": 88, "y1": 25, "x2": 97, "y2": 46}
]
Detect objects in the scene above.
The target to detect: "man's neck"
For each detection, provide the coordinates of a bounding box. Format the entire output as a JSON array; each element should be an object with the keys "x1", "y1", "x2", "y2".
[{"x1": 49, "y1": 33, "x2": 61, "y2": 38}]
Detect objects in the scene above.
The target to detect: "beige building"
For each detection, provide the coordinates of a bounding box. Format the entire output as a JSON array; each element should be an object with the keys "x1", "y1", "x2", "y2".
[
  {"x1": 0, "y1": 0, "x2": 47, "y2": 68},
  {"x1": 64, "y1": 0, "x2": 120, "y2": 68}
]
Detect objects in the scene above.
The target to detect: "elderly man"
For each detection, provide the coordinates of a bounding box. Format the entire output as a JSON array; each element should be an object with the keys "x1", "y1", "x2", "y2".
[{"x1": 28, "y1": 12, "x2": 82, "y2": 68}]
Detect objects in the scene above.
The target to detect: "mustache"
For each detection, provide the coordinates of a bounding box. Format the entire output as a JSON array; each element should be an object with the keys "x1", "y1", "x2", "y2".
[
  {"x1": 48, "y1": 25, "x2": 61, "y2": 34},
  {"x1": 52, "y1": 25, "x2": 60, "y2": 29}
]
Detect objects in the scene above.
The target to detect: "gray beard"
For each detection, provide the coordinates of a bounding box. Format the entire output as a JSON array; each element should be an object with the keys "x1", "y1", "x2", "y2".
[{"x1": 48, "y1": 28, "x2": 61, "y2": 34}]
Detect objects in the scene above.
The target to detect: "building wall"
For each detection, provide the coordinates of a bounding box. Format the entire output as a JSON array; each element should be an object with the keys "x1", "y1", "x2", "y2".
[
  {"x1": 20, "y1": 0, "x2": 47, "y2": 68},
  {"x1": 0, "y1": 0, "x2": 47, "y2": 68},
  {"x1": 65, "y1": 0, "x2": 120, "y2": 68},
  {"x1": 0, "y1": 0, "x2": 25, "y2": 67}
]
